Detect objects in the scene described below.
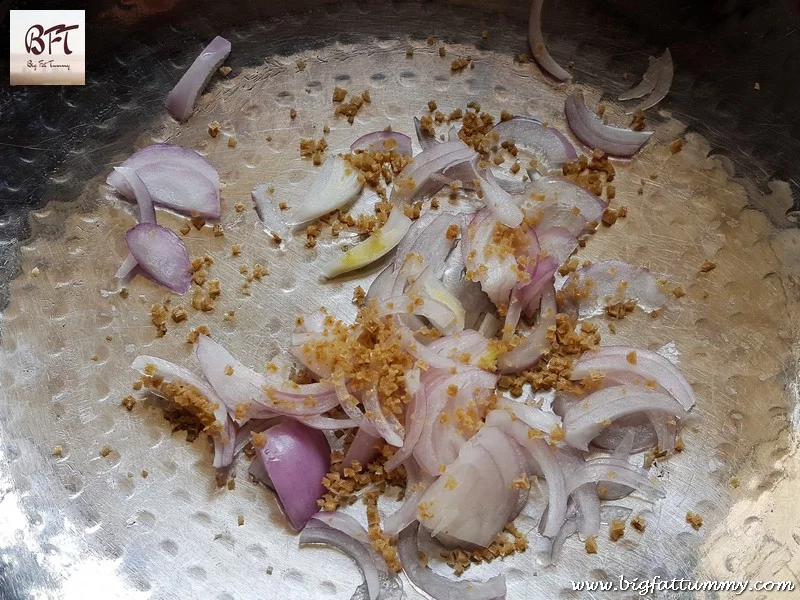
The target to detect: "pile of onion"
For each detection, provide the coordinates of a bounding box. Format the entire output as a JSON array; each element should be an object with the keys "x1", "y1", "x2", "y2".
[{"x1": 121, "y1": 18, "x2": 694, "y2": 600}]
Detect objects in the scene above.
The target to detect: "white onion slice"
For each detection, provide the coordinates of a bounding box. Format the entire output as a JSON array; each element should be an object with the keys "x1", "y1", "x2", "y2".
[
  {"x1": 524, "y1": 175, "x2": 606, "y2": 236},
  {"x1": 562, "y1": 385, "x2": 686, "y2": 451},
  {"x1": 107, "y1": 144, "x2": 220, "y2": 196},
  {"x1": 299, "y1": 414, "x2": 357, "y2": 431},
  {"x1": 562, "y1": 260, "x2": 668, "y2": 319},
  {"x1": 195, "y1": 336, "x2": 339, "y2": 419},
  {"x1": 114, "y1": 167, "x2": 156, "y2": 223},
  {"x1": 528, "y1": 0, "x2": 571, "y2": 81},
  {"x1": 125, "y1": 223, "x2": 191, "y2": 294},
  {"x1": 480, "y1": 169, "x2": 523, "y2": 227},
  {"x1": 565, "y1": 456, "x2": 664, "y2": 500},
  {"x1": 252, "y1": 183, "x2": 290, "y2": 242},
  {"x1": 484, "y1": 410, "x2": 567, "y2": 537},
  {"x1": 393, "y1": 211, "x2": 462, "y2": 277},
  {"x1": 385, "y1": 370, "x2": 425, "y2": 471},
  {"x1": 496, "y1": 397, "x2": 562, "y2": 435},
  {"x1": 351, "y1": 131, "x2": 412, "y2": 155},
  {"x1": 558, "y1": 450, "x2": 600, "y2": 538},
  {"x1": 548, "y1": 513, "x2": 578, "y2": 564},
  {"x1": 115, "y1": 254, "x2": 139, "y2": 280},
  {"x1": 383, "y1": 459, "x2": 433, "y2": 536},
  {"x1": 498, "y1": 284, "x2": 556, "y2": 373},
  {"x1": 341, "y1": 427, "x2": 380, "y2": 470},
  {"x1": 404, "y1": 268, "x2": 466, "y2": 333},
  {"x1": 130, "y1": 355, "x2": 228, "y2": 430},
  {"x1": 166, "y1": 36, "x2": 231, "y2": 122},
  {"x1": 116, "y1": 164, "x2": 221, "y2": 218},
  {"x1": 324, "y1": 208, "x2": 412, "y2": 278},
  {"x1": 391, "y1": 141, "x2": 477, "y2": 204},
  {"x1": 398, "y1": 523, "x2": 507, "y2": 600},
  {"x1": 571, "y1": 345, "x2": 696, "y2": 410},
  {"x1": 363, "y1": 387, "x2": 404, "y2": 447},
  {"x1": 213, "y1": 416, "x2": 236, "y2": 469},
  {"x1": 291, "y1": 155, "x2": 363, "y2": 227},
  {"x1": 490, "y1": 117, "x2": 577, "y2": 172},
  {"x1": 565, "y1": 92, "x2": 653, "y2": 157}
]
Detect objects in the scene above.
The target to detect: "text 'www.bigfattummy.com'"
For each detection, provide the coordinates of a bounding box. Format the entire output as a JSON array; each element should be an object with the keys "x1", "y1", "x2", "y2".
[{"x1": 571, "y1": 576, "x2": 796, "y2": 595}]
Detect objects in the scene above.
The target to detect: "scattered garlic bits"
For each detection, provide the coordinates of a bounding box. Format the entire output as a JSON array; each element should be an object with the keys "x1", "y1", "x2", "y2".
[
  {"x1": 686, "y1": 511, "x2": 703, "y2": 530},
  {"x1": 609, "y1": 519, "x2": 626, "y2": 541},
  {"x1": 670, "y1": 139, "x2": 684, "y2": 154},
  {"x1": 208, "y1": 121, "x2": 220, "y2": 138},
  {"x1": 699, "y1": 260, "x2": 717, "y2": 273},
  {"x1": 100, "y1": 446, "x2": 113, "y2": 458},
  {"x1": 151, "y1": 302, "x2": 169, "y2": 337},
  {"x1": 352, "y1": 285, "x2": 366, "y2": 306},
  {"x1": 219, "y1": 65, "x2": 231, "y2": 77},
  {"x1": 441, "y1": 523, "x2": 528, "y2": 575},
  {"x1": 365, "y1": 491, "x2": 402, "y2": 572},
  {"x1": 562, "y1": 150, "x2": 616, "y2": 197},
  {"x1": 300, "y1": 137, "x2": 328, "y2": 165},
  {"x1": 122, "y1": 395, "x2": 137, "y2": 411},
  {"x1": 498, "y1": 315, "x2": 600, "y2": 397},
  {"x1": 630, "y1": 109, "x2": 646, "y2": 131},
  {"x1": 52, "y1": 445, "x2": 63, "y2": 457},
  {"x1": 584, "y1": 536, "x2": 598, "y2": 553},
  {"x1": 450, "y1": 56, "x2": 472, "y2": 71},
  {"x1": 344, "y1": 147, "x2": 412, "y2": 191},
  {"x1": 631, "y1": 515, "x2": 646, "y2": 532},
  {"x1": 289, "y1": 108, "x2": 297, "y2": 120},
  {"x1": 458, "y1": 108, "x2": 496, "y2": 153},
  {"x1": 186, "y1": 325, "x2": 211, "y2": 344},
  {"x1": 319, "y1": 443, "x2": 405, "y2": 512},
  {"x1": 334, "y1": 89, "x2": 371, "y2": 124},
  {"x1": 139, "y1": 366, "x2": 222, "y2": 441}
]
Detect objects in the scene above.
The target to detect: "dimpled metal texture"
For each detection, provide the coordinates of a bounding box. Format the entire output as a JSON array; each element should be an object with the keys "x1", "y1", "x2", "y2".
[{"x1": 1, "y1": 1, "x2": 799, "y2": 599}]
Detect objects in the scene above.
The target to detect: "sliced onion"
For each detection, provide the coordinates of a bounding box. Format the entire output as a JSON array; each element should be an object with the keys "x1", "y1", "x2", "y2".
[
  {"x1": 498, "y1": 284, "x2": 556, "y2": 373},
  {"x1": 256, "y1": 420, "x2": 331, "y2": 531},
  {"x1": 166, "y1": 35, "x2": 232, "y2": 122},
  {"x1": 385, "y1": 370, "x2": 425, "y2": 471},
  {"x1": 309, "y1": 511, "x2": 373, "y2": 547},
  {"x1": 324, "y1": 208, "x2": 412, "y2": 278},
  {"x1": 571, "y1": 345, "x2": 696, "y2": 410},
  {"x1": 490, "y1": 117, "x2": 577, "y2": 172},
  {"x1": 463, "y1": 209, "x2": 522, "y2": 308},
  {"x1": 341, "y1": 427, "x2": 380, "y2": 470},
  {"x1": 114, "y1": 167, "x2": 156, "y2": 223},
  {"x1": 299, "y1": 414, "x2": 357, "y2": 431},
  {"x1": 562, "y1": 385, "x2": 686, "y2": 451},
  {"x1": 391, "y1": 141, "x2": 477, "y2": 204},
  {"x1": 528, "y1": 0, "x2": 571, "y2": 81},
  {"x1": 561, "y1": 260, "x2": 668, "y2": 319},
  {"x1": 290, "y1": 155, "x2": 363, "y2": 227},
  {"x1": 366, "y1": 265, "x2": 398, "y2": 302},
  {"x1": 107, "y1": 144, "x2": 220, "y2": 195},
  {"x1": 477, "y1": 312, "x2": 501, "y2": 338},
  {"x1": 427, "y1": 330, "x2": 492, "y2": 365},
  {"x1": 125, "y1": 223, "x2": 191, "y2": 294},
  {"x1": 333, "y1": 374, "x2": 378, "y2": 436},
  {"x1": 524, "y1": 175, "x2": 606, "y2": 236},
  {"x1": 496, "y1": 397, "x2": 562, "y2": 435},
  {"x1": 480, "y1": 169, "x2": 523, "y2": 227},
  {"x1": 213, "y1": 416, "x2": 236, "y2": 469},
  {"x1": 300, "y1": 522, "x2": 382, "y2": 600},
  {"x1": 414, "y1": 116, "x2": 439, "y2": 151},
  {"x1": 195, "y1": 336, "x2": 339, "y2": 420},
  {"x1": 115, "y1": 254, "x2": 139, "y2": 280},
  {"x1": 398, "y1": 523, "x2": 507, "y2": 600},
  {"x1": 591, "y1": 414, "x2": 658, "y2": 455},
  {"x1": 484, "y1": 410, "x2": 567, "y2": 537},
  {"x1": 130, "y1": 355, "x2": 228, "y2": 430},
  {"x1": 252, "y1": 183, "x2": 290, "y2": 242},
  {"x1": 549, "y1": 513, "x2": 578, "y2": 564},
  {"x1": 393, "y1": 211, "x2": 462, "y2": 276},
  {"x1": 565, "y1": 92, "x2": 653, "y2": 157},
  {"x1": 383, "y1": 459, "x2": 433, "y2": 536},
  {"x1": 404, "y1": 268, "x2": 466, "y2": 333},
  {"x1": 363, "y1": 388, "x2": 404, "y2": 447},
  {"x1": 351, "y1": 131, "x2": 412, "y2": 155},
  {"x1": 565, "y1": 456, "x2": 664, "y2": 500},
  {"x1": 536, "y1": 227, "x2": 578, "y2": 266},
  {"x1": 633, "y1": 48, "x2": 674, "y2": 112},
  {"x1": 558, "y1": 450, "x2": 600, "y2": 538}
]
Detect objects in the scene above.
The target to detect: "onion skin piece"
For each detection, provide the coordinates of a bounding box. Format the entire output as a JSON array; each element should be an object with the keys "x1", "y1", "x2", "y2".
[
  {"x1": 125, "y1": 223, "x2": 191, "y2": 294},
  {"x1": 528, "y1": 0, "x2": 571, "y2": 82},
  {"x1": 256, "y1": 420, "x2": 330, "y2": 531},
  {"x1": 397, "y1": 522, "x2": 507, "y2": 600},
  {"x1": 351, "y1": 131, "x2": 412, "y2": 155},
  {"x1": 166, "y1": 36, "x2": 231, "y2": 122},
  {"x1": 633, "y1": 50, "x2": 674, "y2": 113},
  {"x1": 565, "y1": 92, "x2": 653, "y2": 157}
]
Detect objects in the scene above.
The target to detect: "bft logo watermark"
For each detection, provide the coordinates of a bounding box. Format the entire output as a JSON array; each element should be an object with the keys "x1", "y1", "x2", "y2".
[{"x1": 10, "y1": 10, "x2": 85, "y2": 85}]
